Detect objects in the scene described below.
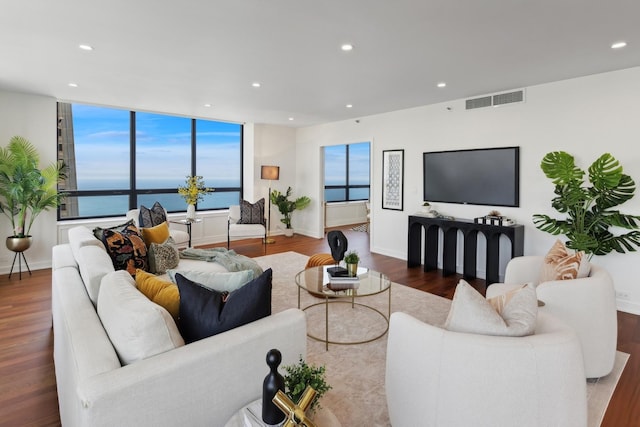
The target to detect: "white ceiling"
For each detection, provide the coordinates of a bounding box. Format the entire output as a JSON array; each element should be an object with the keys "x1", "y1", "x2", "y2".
[{"x1": 1, "y1": 0, "x2": 639, "y2": 127}]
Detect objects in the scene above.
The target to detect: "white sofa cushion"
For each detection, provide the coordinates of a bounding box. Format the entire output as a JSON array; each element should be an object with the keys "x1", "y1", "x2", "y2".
[
  {"x1": 68, "y1": 225, "x2": 105, "y2": 261},
  {"x1": 77, "y1": 245, "x2": 115, "y2": 305},
  {"x1": 97, "y1": 270, "x2": 185, "y2": 365}
]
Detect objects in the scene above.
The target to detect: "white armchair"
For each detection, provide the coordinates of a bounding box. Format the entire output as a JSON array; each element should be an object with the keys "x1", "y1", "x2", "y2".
[
  {"x1": 487, "y1": 256, "x2": 617, "y2": 378},
  {"x1": 385, "y1": 311, "x2": 587, "y2": 427},
  {"x1": 126, "y1": 209, "x2": 190, "y2": 248},
  {"x1": 227, "y1": 205, "x2": 266, "y2": 249}
]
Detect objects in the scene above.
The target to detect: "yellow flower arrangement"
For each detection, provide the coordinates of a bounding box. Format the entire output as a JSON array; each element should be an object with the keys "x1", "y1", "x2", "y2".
[{"x1": 177, "y1": 176, "x2": 214, "y2": 205}]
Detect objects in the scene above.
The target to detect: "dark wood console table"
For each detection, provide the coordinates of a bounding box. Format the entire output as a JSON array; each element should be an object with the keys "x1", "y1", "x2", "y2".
[{"x1": 407, "y1": 215, "x2": 524, "y2": 285}]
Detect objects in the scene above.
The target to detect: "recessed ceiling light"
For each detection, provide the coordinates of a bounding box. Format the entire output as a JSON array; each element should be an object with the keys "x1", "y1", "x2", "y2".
[
  {"x1": 437, "y1": 82, "x2": 447, "y2": 88},
  {"x1": 68, "y1": 83, "x2": 78, "y2": 87},
  {"x1": 346, "y1": 104, "x2": 353, "y2": 108},
  {"x1": 341, "y1": 44, "x2": 354, "y2": 51},
  {"x1": 611, "y1": 41, "x2": 627, "y2": 49},
  {"x1": 78, "y1": 44, "x2": 93, "y2": 51},
  {"x1": 252, "y1": 82, "x2": 261, "y2": 88},
  {"x1": 203, "y1": 103, "x2": 212, "y2": 108},
  {"x1": 288, "y1": 117, "x2": 294, "y2": 121}
]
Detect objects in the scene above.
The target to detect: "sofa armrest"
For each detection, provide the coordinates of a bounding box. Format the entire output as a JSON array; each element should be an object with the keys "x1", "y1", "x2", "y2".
[{"x1": 75, "y1": 308, "x2": 307, "y2": 427}]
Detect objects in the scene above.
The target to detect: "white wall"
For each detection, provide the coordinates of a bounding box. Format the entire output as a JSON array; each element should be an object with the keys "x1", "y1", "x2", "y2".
[
  {"x1": 0, "y1": 90, "x2": 58, "y2": 271},
  {"x1": 296, "y1": 67, "x2": 640, "y2": 314},
  {"x1": 253, "y1": 124, "x2": 298, "y2": 235}
]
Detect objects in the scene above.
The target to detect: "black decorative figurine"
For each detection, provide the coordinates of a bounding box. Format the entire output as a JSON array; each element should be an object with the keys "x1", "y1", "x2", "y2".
[{"x1": 262, "y1": 349, "x2": 286, "y2": 425}]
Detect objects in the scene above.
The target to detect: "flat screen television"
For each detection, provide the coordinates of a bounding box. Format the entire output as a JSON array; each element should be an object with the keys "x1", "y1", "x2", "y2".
[{"x1": 423, "y1": 146, "x2": 519, "y2": 207}]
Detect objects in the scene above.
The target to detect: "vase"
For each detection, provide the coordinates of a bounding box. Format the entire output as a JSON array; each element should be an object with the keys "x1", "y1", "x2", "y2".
[
  {"x1": 186, "y1": 204, "x2": 196, "y2": 221},
  {"x1": 6, "y1": 236, "x2": 32, "y2": 253},
  {"x1": 284, "y1": 228, "x2": 294, "y2": 237},
  {"x1": 346, "y1": 262, "x2": 358, "y2": 277}
]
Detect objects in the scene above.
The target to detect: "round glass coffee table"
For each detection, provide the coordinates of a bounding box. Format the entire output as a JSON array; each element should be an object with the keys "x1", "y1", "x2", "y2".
[{"x1": 295, "y1": 265, "x2": 391, "y2": 350}]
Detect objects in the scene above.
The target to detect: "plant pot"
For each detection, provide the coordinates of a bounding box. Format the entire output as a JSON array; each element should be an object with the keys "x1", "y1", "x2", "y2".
[
  {"x1": 186, "y1": 204, "x2": 196, "y2": 220},
  {"x1": 6, "y1": 236, "x2": 32, "y2": 253},
  {"x1": 283, "y1": 228, "x2": 294, "y2": 237},
  {"x1": 346, "y1": 262, "x2": 358, "y2": 277}
]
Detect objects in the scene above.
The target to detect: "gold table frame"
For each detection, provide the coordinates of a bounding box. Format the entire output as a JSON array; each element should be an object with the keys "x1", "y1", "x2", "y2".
[{"x1": 295, "y1": 266, "x2": 391, "y2": 350}]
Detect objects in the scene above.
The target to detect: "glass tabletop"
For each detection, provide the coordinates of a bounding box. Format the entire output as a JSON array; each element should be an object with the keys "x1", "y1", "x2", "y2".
[{"x1": 295, "y1": 265, "x2": 390, "y2": 298}]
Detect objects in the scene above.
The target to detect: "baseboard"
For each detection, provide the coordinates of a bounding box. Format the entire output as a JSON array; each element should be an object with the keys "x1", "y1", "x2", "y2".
[{"x1": 616, "y1": 299, "x2": 640, "y2": 315}]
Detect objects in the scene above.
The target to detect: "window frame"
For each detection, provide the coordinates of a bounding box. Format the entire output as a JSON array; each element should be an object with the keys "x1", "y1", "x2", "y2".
[
  {"x1": 324, "y1": 142, "x2": 370, "y2": 203},
  {"x1": 56, "y1": 103, "x2": 243, "y2": 220}
]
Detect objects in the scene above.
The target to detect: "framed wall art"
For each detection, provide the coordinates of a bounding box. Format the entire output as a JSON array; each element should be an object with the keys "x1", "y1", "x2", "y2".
[{"x1": 382, "y1": 149, "x2": 404, "y2": 210}]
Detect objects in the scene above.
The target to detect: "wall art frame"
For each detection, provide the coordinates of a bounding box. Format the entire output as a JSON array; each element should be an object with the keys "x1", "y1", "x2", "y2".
[{"x1": 382, "y1": 149, "x2": 404, "y2": 211}]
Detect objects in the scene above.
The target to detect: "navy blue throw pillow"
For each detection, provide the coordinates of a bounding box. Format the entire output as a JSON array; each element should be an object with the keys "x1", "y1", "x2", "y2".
[{"x1": 175, "y1": 268, "x2": 272, "y2": 343}]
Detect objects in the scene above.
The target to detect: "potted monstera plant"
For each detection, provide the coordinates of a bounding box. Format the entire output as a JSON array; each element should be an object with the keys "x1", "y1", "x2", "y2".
[
  {"x1": 270, "y1": 186, "x2": 311, "y2": 237},
  {"x1": 0, "y1": 136, "x2": 67, "y2": 252},
  {"x1": 533, "y1": 151, "x2": 640, "y2": 257}
]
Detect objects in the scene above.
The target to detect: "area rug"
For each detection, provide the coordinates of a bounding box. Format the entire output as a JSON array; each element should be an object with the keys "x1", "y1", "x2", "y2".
[
  {"x1": 254, "y1": 251, "x2": 629, "y2": 426},
  {"x1": 350, "y1": 223, "x2": 369, "y2": 233}
]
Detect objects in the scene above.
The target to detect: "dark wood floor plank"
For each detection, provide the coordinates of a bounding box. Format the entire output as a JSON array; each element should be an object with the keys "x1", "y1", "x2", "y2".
[{"x1": 0, "y1": 225, "x2": 636, "y2": 426}]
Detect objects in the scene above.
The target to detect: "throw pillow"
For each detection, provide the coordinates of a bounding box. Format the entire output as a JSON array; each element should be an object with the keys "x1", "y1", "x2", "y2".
[
  {"x1": 165, "y1": 269, "x2": 256, "y2": 293},
  {"x1": 97, "y1": 270, "x2": 184, "y2": 365},
  {"x1": 139, "y1": 201, "x2": 167, "y2": 227},
  {"x1": 175, "y1": 268, "x2": 272, "y2": 343},
  {"x1": 237, "y1": 198, "x2": 265, "y2": 225},
  {"x1": 140, "y1": 221, "x2": 171, "y2": 247},
  {"x1": 100, "y1": 223, "x2": 149, "y2": 276},
  {"x1": 444, "y1": 280, "x2": 537, "y2": 337},
  {"x1": 135, "y1": 269, "x2": 180, "y2": 321},
  {"x1": 540, "y1": 239, "x2": 591, "y2": 282},
  {"x1": 148, "y1": 237, "x2": 180, "y2": 274},
  {"x1": 92, "y1": 219, "x2": 136, "y2": 241}
]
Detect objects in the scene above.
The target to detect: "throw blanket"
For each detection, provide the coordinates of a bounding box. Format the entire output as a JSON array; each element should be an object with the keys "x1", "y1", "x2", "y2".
[{"x1": 179, "y1": 248, "x2": 263, "y2": 277}]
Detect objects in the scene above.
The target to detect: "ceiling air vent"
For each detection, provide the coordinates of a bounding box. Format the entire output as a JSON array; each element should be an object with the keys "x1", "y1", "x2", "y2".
[
  {"x1": 493, "y1": 90, "x2": 524, "y2": 106},
  {"x1": 465, "y1": 89, "x2": 525, "y2": 110},
  {"x1": 465, "y1": 96, "x2": 492, "y2": 110}
]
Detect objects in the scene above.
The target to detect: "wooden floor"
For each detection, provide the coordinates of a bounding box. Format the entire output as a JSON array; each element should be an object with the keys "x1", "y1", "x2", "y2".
[{"x1": 0, "y1": 226, "x2": 638, "y2": 426}]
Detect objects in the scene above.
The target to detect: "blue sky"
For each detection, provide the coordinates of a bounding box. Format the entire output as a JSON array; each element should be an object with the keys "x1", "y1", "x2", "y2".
[{"x1": 71, "y1": 103, "x2": 241, "y2": 189}]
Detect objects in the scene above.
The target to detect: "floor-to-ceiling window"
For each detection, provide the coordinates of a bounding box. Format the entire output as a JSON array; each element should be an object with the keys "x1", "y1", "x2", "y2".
[
  {"x1": 324, "y1": 142, "x2": 370, "y2": 202},
  {"x1": 57, "y1": 102, "x2": 242, "y2": 220}
]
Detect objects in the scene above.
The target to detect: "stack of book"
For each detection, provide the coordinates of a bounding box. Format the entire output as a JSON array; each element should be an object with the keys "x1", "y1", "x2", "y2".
[{"x1": 326, "y1": 266, "x2": 360, "y2": 290}]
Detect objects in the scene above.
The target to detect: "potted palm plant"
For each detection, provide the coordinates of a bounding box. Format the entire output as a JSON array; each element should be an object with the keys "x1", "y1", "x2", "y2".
[
  {"x1": 0, "y1": 136, "x2": 67, "y2": 251},
  {"x1": 533, "y1": 151, "x2": 640, "y2": 257},
  {"x1": 270, "y1": 186, "x2": 311, "y2": 237}
]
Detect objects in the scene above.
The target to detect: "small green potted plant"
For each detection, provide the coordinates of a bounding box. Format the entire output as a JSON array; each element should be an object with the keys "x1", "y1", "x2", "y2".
[
  {"x1": 343, "y1": 250, "x2": 360, "y2": 277},
  {"x1": 283, "y1": 356, "x2": 332, "y2": 416},
  {"x1": 270, "y1": 186, "x2": 311, "y2": 236}
]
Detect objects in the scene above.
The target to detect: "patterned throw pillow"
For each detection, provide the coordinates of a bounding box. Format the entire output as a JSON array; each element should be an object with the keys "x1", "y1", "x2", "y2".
[
  {"x1": 100, "y1": 223, "x2": 149, "y2": 276},
  {"x1": 148, "y1": 237, "x2": 180, "y2": 274},
  {"x1": 540, "y1": 239, "x2": 590, "y2": 282},
  {"x1": 237, "y1": 198, "x2": 265, "y2": 225},
  {"x1": 139, "y1": 201, "x2": 167, "y2": 227},
  {"x1": 92, "y1": 219, "x2": 136, "y2": 241}
]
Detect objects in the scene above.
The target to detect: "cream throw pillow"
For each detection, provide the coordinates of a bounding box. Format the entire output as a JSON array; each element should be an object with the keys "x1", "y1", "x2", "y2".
[
  {"x1": 445, "y1": 280, "x2": 537, "y2": 337},
  {"x1": 97, "y1": 270, "x2": 184, "y2": 365}
]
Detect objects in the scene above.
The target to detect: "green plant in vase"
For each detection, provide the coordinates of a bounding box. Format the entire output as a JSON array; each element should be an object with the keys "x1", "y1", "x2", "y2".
[
  {"x1": 270, "y1": 186, "x2": 311, "y2": 235},
  {"x1": 0, "y1": 136, "x2": 67, "y2": 240},
  {"x1": 533, "y1": 151, "x2": 640, "y2": 257},
  {"x1": 283, "y1": 356, "x2": 332, "y2": 415},
  {"x1": 343, "y1": 250, "x2": 360, "y2": 276}
]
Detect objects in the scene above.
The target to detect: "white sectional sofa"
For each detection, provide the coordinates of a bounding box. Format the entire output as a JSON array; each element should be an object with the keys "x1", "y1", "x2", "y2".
[{"x1": 51, "y1": 226, "x2": 307, "y2": 427}]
